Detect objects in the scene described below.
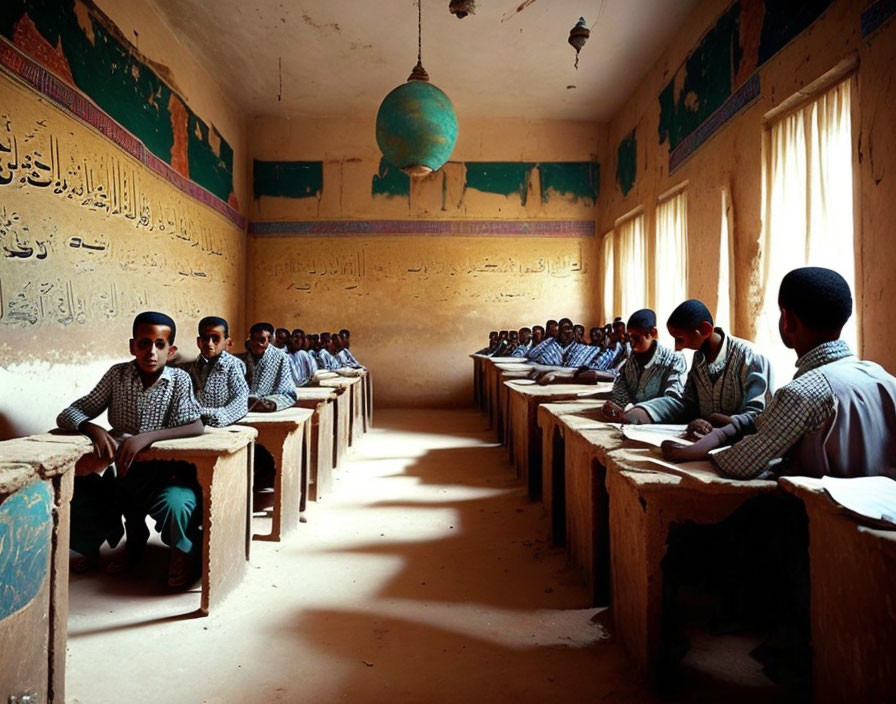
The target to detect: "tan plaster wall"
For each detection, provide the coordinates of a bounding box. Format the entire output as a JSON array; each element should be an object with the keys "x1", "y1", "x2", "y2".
[
  {"x1": 599, "y1": 0, "x2": 896, "y2": 374},
  {"x1": 0, "y1": 0, "x2": 249, "y2": 439},
  {"x1": 248, "y1": 117, "x2": 604, "y2": 407}
]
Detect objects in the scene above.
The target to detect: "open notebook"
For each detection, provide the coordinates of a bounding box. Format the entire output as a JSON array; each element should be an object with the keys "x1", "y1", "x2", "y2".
[
  {"x1": 821, "y1": 475, "x2": 896, "y2": 529},
  {"x1": 621, "y1": 424, "x2": 692, "y2": 448}
]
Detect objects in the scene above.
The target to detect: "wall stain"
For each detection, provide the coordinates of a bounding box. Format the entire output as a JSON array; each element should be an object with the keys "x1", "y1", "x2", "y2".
[
  {"x1": 501, "y1": 0, "x2": 538, "y2": 23},
  {"x1": 254, "y1": 160, "x2": 322, "y2": 199}
]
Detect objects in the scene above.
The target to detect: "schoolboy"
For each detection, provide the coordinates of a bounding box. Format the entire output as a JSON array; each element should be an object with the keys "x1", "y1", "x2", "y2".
[
  {"x1": 475, "y1": 331, "x2": 499, "y2": 355},
  {"x1": 273, "y1": 327, "x2": 290, "y2": 349},
  {"x1": 525, "y1": 319, "x2": 559, "y2": 361},
  {"x1": 240, "y1": 322, "x2": 297, "y2": 411},
  {"x1": 666, "y1": 268, "x2": 896, "y2": 478},
  {"x1": 184, "y1": 316, "x2": 249, "y2": 427},
  {"x1": 531, "y1": 325, "x2": 545, "y2": 346},
  {"x1": 288, "y1": 328, "x2": 320, "y2": 386},
  {"x1": 649, "y1": 299, "x2": 772, "y2": 436},
  {"x1": 511, "y1": 327, "x2": 533, "y2": 358},
  {"x1": 597, "y1": 309, "x2": 687, "y2": 424},
  {"x1": 57, "y1": 311, "x2": 204, "y2": 585},
  {"x1": 527, "y1": 318, "x2": 574, "y2": 367}
]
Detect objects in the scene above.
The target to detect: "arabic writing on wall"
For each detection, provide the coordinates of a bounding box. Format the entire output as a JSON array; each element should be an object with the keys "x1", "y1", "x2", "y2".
[{"x1": 0, "y1": 75, "x2": 242, "y2": 342}]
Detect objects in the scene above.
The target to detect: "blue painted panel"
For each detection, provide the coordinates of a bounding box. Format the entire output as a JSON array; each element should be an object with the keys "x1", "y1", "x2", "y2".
[{"x1": 0, "y1": 481, "x2": 52, "y2": 620}]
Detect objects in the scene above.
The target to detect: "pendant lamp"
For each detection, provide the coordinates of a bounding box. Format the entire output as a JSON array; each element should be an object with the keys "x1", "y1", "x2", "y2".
[{"x1": 376, "y1": 1, "x2": 458, "y2": 177}]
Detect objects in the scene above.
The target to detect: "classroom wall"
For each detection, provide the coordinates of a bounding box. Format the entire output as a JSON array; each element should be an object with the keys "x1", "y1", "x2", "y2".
[
  {"x1": 0, "y1": 0, "x2": 249, "y2": 439},
  {"x1": 598, "y1": 0, "x2": 896, "y2": 376},
  {"x1": 248, "y1": 117, "x2": 604, "y2": 407}
]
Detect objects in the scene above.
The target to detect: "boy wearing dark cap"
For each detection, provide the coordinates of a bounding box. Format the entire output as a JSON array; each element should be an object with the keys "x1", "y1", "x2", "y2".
[
  {"x1": 598, "y1": 309, "x2": 687, "y2": 423},
  {"x1": 240, "y1": 322, "x2": 298, "y2": 411},
  {"x1": 667, "y1": 268, "x2": 896, "y2": 479},
  {"x1": 57, "y1": 311, "x2": 204, "y2": 585},
  {"x1": 651, "y1": 299, "x2": 772, "y2": 437},
  {"x1": 184, "y1": 316, "x2": 249, "y2": 427}
]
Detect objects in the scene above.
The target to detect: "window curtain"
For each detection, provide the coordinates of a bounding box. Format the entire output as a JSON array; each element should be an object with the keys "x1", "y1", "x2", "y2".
[
  {"x1": 716, "y1": 188, "x2": 734, "y2": 333},
  {"x1": 601, "y1": 231, "x2": 615, "y2": 324},
  {"x1": 757, "y1": 77, "x2": 856, "y2": 382},
  {"x1": 616, "y1": 212, "x2": 647, "y2": 319},
  {"x1": 655, "y1": 191, "x2": 688, "y2": 346}
]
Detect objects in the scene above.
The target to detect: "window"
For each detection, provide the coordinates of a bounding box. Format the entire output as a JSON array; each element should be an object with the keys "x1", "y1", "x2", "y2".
[
  {"x1": 601, "y1": 231, "x2": 614, "y2": 324},
  {"x1": 654, "y1": 189, "x2": 688, "y2": 347},
  {"x1": 716, "y1": 187, "x2": 734, "y2": 333},
  {"x1": 615, "y1": 211, "x2": 647, "y2": 319},
  {"x1": 757, "y1": 75, "x2": 857, "y2": 382}
]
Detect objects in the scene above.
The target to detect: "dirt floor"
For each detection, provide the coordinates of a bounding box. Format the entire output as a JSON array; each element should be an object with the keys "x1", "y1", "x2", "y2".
[{"x1": 65, "y1": 408, "x2": 786, "y2": 703}]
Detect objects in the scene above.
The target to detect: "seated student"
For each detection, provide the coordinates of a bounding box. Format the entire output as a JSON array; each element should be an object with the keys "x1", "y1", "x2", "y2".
[
  {"x1": 273, "y1": 327, "x2": 290, "y2": 350},
  {"x1": 665, "y1": 268, "x2": 896, "y2": 478},
  {"x1": 527, "y1": 318, "x2": 573, "y2": 367},
  {"x1": 525, "y1": 319, "x2": 559, "y2": 360},
  {"x1": 184, "y1": 316, "x2": 249, "y2": 427},
  {"x1": 475, "y1": 331, "x2": 499, "y2": 355},
  {"x1": 338, "y1": 328, "x2": 352, "y2": 350},
  {"x1": 531, "y1": 325, "x2": 545, "y2": 346},
  {"x1": 596, "y1": 309, "x2": 687, "y2": 424},
  {"x1": 287, "y1": 329, "x2": 319, "y2": 386},
  {"x1": 336, "y1": 342, "x2": 365, "y2": 370},
  {"x1": 491, "y1": 330, "x2": 512, "y2": 357},
  {"x1": 511, "y1": 327, "x2": 533, "y2": 358},
  {"x1": 573, "y1": 324, "x2": 586, "y2": 344},
  {"x1": 240, "y1": 322, "x2": 297, "y2": 411},
  {"x1": 647, "y1": 299, "x2": 772, "y2": 436},
  {"x1": 57, "y1": 311, "x2": 204, "y2": 585}
]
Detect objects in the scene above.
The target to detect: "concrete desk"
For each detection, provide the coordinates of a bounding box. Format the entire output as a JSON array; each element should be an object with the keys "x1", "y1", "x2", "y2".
[
  {"x1": 0, "y1": 435, "x2": 85, "y2": 704},
  {"x1": 471, "y1": 354, "x2": 487, "y2": 409},
  {"x1": 604, "y1": 448, "x2": 777, "y2": 680},
  {"x1": 294, "y1": 387, "x2": 337, "y2": 501},
  {"x1": 318, "y1": 378, "x2": 354, "y2": 465},
  {"x1": 483, "y1": 357, "x2": 521, "y2": 431},
  {"x1": 494, "y1": 364, "x2": 533, "y2": 448},
  {"x1": 536, "y1": 401, "x2": 604, "y2": 545},
  {"x1": 347, "y1": 376, "x2": 365, "y2": 444},
  {"x1": 363, "y1": 369, "x2": 373, "y2": 430},
  {"x1": 238, "y1": 408, "x2": 313, "y2": 541},
  {"x1": 780, "y1": 477, "x2": 896, "y2": 703},
  {"x1": 506, "y1": 381, "x2": 613, "y2": 500},
  {"x1": 135, "y1": 426, "x2": 257, "y2": 616}
]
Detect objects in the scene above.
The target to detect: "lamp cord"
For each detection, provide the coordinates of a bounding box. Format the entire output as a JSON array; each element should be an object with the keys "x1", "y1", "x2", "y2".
[{"x1": 417, "y1": 0, "x2": 422, "y2": 64}]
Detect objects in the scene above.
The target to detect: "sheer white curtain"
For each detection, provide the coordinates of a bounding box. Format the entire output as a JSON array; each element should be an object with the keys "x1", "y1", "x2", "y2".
[
  {"x1": 716, "y1": 188, "x2": 734, "y2": 333},
  {"x1": 757, "y1": 77, "x2": 856, "y2": 382},
  {"x1": 616, "y1": 212, "x2": 647, "y2": 319},
  {"x1": 601, "y1": 231, "x2": 614, "y2": 324},
  {"x1": 655, "y1": 191, "x2": 688, "y2": 346}
]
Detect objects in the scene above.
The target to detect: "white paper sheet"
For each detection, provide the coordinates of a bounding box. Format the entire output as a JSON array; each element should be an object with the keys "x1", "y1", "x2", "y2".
[
  {"x1": 621, "y1": 424, "x2": 692, "y2": 448},
  {"x1": 821, "y1": 475, "x2": 896, "y2": 526}
]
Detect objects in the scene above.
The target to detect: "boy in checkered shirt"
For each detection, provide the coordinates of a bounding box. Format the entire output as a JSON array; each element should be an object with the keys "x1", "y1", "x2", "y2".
[
  {"x1": 57, "y1": 311, "x2": 204, "y2": 586},
  {"x1": 183, "y1": 316, "x2": 249, "y2": 427}
]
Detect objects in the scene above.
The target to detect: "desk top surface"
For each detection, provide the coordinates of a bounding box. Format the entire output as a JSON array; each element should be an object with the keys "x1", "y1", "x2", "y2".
[
  {"x1": 605, "y1": 446, "x2": 777, "y2": 494},
  {"x1": 0, "y1": 432, "x2": 93, "y2": 477},
  {"x1": 139, "y1": 425, "x2": 257, "y2": 458},
  {"x1": 319, "y1": 377, "x2": 361, "y2": 389},
  {"x1": 506, "y1": 381, "x2": 613, "y2": 400},
  {"x1": 241, "y1": 407, "x2": 314, "y2": 426},
  {"x1": 295, "y1": 387, "x2": 338, "y2": 401}
]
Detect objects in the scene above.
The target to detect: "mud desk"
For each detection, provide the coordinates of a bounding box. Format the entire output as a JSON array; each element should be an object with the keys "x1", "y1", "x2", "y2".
[
  {"x1": 604, "y1": 448, "x2": 777, "y2": 680},
  {"x1": 238, "y1": 408, "x2": 313, "y2": 540},
  {"x1": 505, "y1": 381, "x2": 613, "y2": 499},
  {"x1": 294, "y1": 387, "x2": 337, "y2": 501}
]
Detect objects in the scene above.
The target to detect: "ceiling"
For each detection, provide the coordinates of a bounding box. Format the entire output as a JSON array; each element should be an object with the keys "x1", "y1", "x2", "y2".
[{"x1": 150, "y1": 0, "x2": 698, "y2": 122}]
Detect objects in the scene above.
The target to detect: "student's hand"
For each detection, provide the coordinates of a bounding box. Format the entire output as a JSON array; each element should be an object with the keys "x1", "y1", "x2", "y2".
[
  {"x1": 686, "y1": 418, "x2": 713, "y2": 439},
  {"x1": 600, "y1": 401, "x2": 626, "y2": 422},
  {"x1": 80, "y1": 422, "x2": 118, "y2": 463},
  {"x1": 661, "y1": 440, "x2": 705, "y2": 463},
  {"x1": 249, "y1": 398, "x2": 277, "y2": 412},
  {"x1": 707, "y1": 413, "x2": 732, "y2": 427},
  {"x1": 114, "y1": 435, "x2": 152, "y2": 476},
  {"x1": 623, "y1": 407, "x2": 652, "y2": 425},
  {"x1": 537, "y1": 372, "x2": 558, "y2": 386}
]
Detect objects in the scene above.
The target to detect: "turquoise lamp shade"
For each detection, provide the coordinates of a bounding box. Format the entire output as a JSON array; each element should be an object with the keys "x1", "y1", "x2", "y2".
[{"x1": 376, "y1": 75, "x2": 458, "y2": 177}]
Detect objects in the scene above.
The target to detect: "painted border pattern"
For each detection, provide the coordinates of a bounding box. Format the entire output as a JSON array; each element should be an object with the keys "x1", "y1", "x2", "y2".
[
  {"x1": 861, "y1": 0, "x2": 896, "y2": 37},
  {"x1": 0, "y1": 37, "x2": 246, "y2": 230},
  {"x1": 669, "y1": 73, "x2": 761, "y2": 173},
  {"x1": 249, "y1": 220, "x2": 595, "y2": 237}
]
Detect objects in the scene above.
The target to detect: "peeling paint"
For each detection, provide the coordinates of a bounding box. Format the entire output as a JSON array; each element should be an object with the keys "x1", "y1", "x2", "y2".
[
  {"x1": 0, "y1": 480, "x2": 52, "y2": 620},
  {"x1": 254, "y1": 160, "x2": 322, "y2": 199},
  {"x1": 371, "y1": 157, "x2": 410, "y2": 200},
  {"x1": 501, "y1": 0, "x2": 538, "y2": 23},
  {"x1": 539, "y1": 162, "x2": 599, "y2": 204},
  {"x1": 616, "y1": 132, "x2": 637, "y2": 196},
  {"x1": 464, "y1": 162, "x2": 535, "y2": 205}
]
